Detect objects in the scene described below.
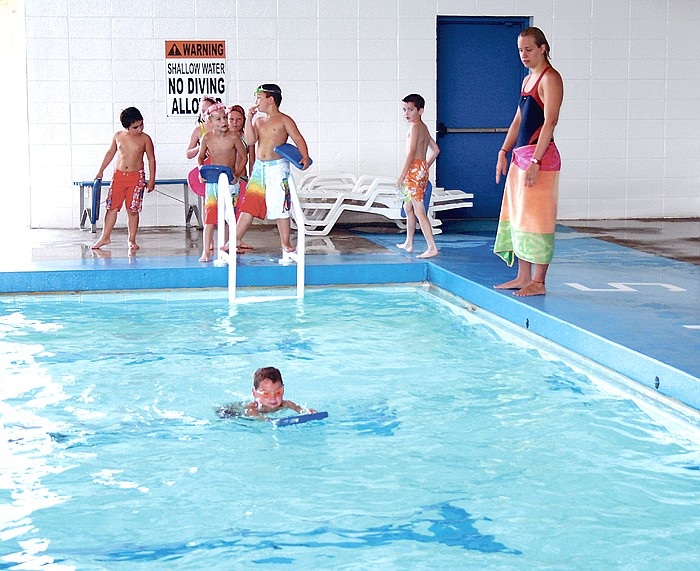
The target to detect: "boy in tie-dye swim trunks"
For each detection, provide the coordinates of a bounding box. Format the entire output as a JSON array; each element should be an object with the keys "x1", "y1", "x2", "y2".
[
  {"x1": 396, "y1": 94, "x2": 440, "y2": 259},
  {"x1": 91, "y1": 107, "x2": 156, "y2": 254},
  {"x1": 196, "y1": 103, "x2": 247, "y2": 262},
  {"x1": 237, "y1": 84, "x2": 310, "y2": 252}
]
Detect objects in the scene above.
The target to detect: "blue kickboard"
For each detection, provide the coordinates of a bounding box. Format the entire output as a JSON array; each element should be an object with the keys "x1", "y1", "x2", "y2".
[
  {"x1": 274, "y1": 143, "x2": 312, "y2": 170},
  {"x1": 199, "y1": 165, "x2": 234, "y2": 184},
  {"x1": 400, "y1": 181, "x2": 432, "y2": 217},
  {"x1": 270, "y1": 411, "x2": 328, "y2": 427},
  {"x1": 91, "y1": 178, "x2": 102, "y2": 224}
]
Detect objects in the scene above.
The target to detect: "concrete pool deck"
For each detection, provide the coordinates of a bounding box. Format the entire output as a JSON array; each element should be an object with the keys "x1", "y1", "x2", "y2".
[{"x1": 1, "y1": 220, "x2": 698, "y2": 412}]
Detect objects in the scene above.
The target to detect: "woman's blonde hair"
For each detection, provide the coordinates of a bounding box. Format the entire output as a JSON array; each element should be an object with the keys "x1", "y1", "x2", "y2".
[{"x1": 520, "y1": 26, "x2": 551, "y2": 62}]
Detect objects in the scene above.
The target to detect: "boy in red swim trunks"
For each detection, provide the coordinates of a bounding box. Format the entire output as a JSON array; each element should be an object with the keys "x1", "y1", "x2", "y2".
[
  {"x1": 396, "y1": 94, "x2": 440, "y2": 259},
  {"x1": 92, "y1": 107, "x2": 156, "y2": 253}
]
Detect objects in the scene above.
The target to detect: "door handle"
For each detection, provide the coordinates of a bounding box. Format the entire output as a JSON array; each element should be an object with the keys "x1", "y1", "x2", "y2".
[{"x1": 437, "y1": 122, "x2": 509, "y2": 138}]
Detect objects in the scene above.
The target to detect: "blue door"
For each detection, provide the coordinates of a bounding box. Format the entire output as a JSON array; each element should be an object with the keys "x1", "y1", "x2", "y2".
[{"x1": 436, "y1": 16, "x2": 529, "y2": 218}]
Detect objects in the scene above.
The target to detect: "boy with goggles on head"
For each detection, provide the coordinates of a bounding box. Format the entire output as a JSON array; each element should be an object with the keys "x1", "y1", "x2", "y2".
[
  {"x1": 216, "y1": 366, "x2": 316, "y2": 419},
  {"x1": 236, "y1": 84, "x2": 310, "y2": 253}
]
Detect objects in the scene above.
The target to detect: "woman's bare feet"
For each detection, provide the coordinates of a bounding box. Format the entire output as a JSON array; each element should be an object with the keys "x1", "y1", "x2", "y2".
[
  {"x1": 128, "y1": 241, "x2": 139, "y2": 252},
  {"x1": 282, "y1": 243, "x2": 295, "y2": 253},
  {"x1": 396, "y1": 242, "x2": 413, "y2": 253},
  {"x1": 514, "y1": 280, "x2": 546, "y2": 297},
  {"x1": 91, "y1": 237, "x2": 111, "y2": 250},
  {"x1": 238, "y1": 242, "x2": 254, "y2": 250},
  {"x1": 417, "y1": 248, "x2": 438, "y2": 259},
  {"x1": 494, "y1": 278, "x2": 530, "y2": 290}
]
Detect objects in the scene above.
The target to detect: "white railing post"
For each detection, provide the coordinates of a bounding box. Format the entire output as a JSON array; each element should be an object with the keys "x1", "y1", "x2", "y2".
[
  {"x1": 280, "y1": 173, "x2": 306, "y2": 299},
  {"x1": 213, "y1": 171, "x2": 236, "y2": 302},
  {"x1": 291, "y1": 175, "x2": 305, "y2": 299}
]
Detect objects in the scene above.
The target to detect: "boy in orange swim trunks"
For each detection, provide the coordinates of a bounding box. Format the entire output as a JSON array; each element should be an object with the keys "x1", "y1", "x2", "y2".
[
  {"x1": 396, "y1": 93, "x2": 440, "y2": 259},
  {"x1": 92, "y1": 107, "x2": 156, "y2": 253}
]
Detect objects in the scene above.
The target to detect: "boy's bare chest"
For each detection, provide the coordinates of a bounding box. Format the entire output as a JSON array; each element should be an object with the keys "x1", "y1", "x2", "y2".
[
  {"x1": 258, "y1": 117, "x2": 286, "y2": 138},
  {"x1": 209, "y1": 134, "x2": 236, "y2": 152},
  {"x1": 117, "y1": 140, "x2": 146, "y2": 159}
]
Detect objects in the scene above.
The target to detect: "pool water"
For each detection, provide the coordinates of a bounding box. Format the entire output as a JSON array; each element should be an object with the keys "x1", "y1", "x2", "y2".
[{"x1": 1, "y1": 287, "x2": 699, "y2": 570}]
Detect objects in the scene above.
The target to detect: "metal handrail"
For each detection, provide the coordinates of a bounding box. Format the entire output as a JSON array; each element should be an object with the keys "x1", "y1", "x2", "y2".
[
  {"x1": 214, "y1": 172, "x2": 237, "y2": 302},
  {"x1": 212, "y1": 168, "x2": 305, "y2": 301},
  {"x1": 280, "y1": 174, "x2": 306, "y2": 299}
]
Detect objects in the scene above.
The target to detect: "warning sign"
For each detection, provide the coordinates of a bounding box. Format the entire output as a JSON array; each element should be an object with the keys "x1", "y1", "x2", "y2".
[{"x1": 165, "y1": 40, "x2": 226, "y2": 117}]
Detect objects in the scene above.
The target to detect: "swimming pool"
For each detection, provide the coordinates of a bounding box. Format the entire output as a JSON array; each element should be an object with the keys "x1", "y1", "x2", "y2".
[{"x1": 1, "y1": 286, "x2": 699, "y2": 570}]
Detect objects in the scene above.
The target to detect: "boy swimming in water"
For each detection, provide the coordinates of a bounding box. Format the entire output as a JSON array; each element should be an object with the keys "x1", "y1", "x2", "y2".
[{"x1": 217, "y1": 367, "x2": 316, "y2": 419}]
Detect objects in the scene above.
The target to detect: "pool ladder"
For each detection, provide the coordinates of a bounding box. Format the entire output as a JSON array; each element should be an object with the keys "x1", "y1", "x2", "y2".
[{"x1": 205, "y1": 167, "x2": 305, "y2": 302}]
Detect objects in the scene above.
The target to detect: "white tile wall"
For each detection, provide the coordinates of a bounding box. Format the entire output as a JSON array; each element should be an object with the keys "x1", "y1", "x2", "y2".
[{"x1": 20, "y1": 0, "x2": 700, "y2": 229}]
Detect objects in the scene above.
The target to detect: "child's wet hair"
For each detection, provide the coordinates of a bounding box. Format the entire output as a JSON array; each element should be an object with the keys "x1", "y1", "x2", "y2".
[
  {"x1": 402, "y1": 93, "x2": 425, "y2": 110},
  {"x1": 255, "y1": 84, "x2": 282, "y2": 107},
  {"x1": 120, "y1": 106, "x2": 143, "y2": 128},
  {"x1": 253, "y1": 366, "x2": 284, "y2": 388}
]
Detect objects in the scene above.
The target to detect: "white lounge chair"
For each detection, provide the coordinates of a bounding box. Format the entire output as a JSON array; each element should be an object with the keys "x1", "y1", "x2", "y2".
[
  {"x1": 297, "y1": 176, "x2": 400, "y2": 236},
  {"x1": 430, "y1": 186, "x2": 474, "y2": 215},
  {"x1": 392, "y1": 185, "x2": 473, "y2": 234},
  {"x1": 295, "y1": 173, "x2": 474, "y2": 236},
  {"x1": 297, "y1": 171, "x2": 358, "y2": 192}
]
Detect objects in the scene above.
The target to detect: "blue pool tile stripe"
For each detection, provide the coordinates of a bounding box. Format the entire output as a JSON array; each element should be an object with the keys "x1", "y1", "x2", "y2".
[
  {"x1": 0, "y1": 255, "x2": 427, "y2": 293},
  {"x1": 356, "y1": 224, "x2": 700, "y2": 410}
]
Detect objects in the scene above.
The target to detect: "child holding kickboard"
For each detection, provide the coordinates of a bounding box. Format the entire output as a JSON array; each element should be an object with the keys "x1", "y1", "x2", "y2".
[
  {"x1": 236, "y1": 84, "x2": 310, "y2": 254},
  {"x1": 216, "y1": 367, "x2": 322, "y2": 424},
  {"x1": 197, "y1": 102, "x2": 247, "y2": 262}
]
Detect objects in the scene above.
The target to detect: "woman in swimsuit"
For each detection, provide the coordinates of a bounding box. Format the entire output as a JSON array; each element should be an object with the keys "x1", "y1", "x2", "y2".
[{"x1": 494, "y1": 27, "x2": 564, "y2": 297}]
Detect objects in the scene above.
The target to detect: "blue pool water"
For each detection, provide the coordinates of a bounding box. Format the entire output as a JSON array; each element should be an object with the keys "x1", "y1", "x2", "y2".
[{"x1": 1, "y1": 287, "x2": 699, "y2": 570}]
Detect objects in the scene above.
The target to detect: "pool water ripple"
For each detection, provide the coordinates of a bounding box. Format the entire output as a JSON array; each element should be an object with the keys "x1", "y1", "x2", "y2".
[{"x1": 1, "y1": 287, "x2": 699, "y2": 570}]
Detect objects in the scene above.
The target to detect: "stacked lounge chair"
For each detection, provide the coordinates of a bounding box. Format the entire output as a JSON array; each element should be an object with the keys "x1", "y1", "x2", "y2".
[{"x1": 294, "y1": 172, "x2": 474, "y2": 236}]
